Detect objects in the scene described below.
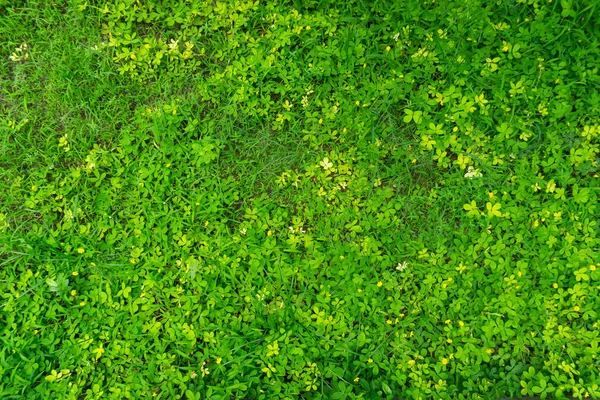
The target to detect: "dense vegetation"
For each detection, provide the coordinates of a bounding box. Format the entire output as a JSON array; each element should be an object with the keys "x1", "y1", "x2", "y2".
[{"x1": 1, "y1": 0, "x2": 599, "y2": 398}]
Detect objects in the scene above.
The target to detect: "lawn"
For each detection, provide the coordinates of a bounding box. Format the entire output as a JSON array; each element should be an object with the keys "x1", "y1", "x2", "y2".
[{"x1": 1, "y1": 0, "x2": 599, "y2": 398}]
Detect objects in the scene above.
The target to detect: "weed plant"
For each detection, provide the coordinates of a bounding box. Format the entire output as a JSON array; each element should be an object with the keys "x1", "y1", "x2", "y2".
[{"x1": 1, "y1": 0, "x2": 599, "y2": 398}]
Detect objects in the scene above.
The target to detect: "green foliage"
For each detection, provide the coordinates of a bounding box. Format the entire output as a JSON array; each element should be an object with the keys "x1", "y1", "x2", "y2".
[{"x1": 1, "y1": 0, "x2": 599, "y2": 398}]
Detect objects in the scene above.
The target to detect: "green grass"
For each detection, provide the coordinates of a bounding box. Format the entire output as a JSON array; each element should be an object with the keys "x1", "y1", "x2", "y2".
[{"x1": 1, "y1": 0, "x2": 600, "y2": 399}]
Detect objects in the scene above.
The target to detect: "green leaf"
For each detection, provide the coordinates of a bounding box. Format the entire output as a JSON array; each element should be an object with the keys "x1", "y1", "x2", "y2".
[
  {"x1": 572, "y1": 184, "x2": 590, "y2": 203},
  {"x1": 382, "y1": 382, "x2": 392, "y2": 395},
  {"x1": 403, "y1": 109, "x2": 422, "y2": 124},
  {"x1": 486, "y1": 202, "x2": 502, "y2": 218}
]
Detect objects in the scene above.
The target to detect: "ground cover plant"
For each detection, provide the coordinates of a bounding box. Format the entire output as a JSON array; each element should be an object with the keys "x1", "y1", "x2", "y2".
[{"x1": 1, "y1": 0, "x2": 600, "y2": 398}]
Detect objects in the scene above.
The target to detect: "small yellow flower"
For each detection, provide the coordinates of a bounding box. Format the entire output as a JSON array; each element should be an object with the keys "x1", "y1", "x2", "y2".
[
  {"x1": 354, "y1": 377, "x2": 359, "y2": 383},
  {"x1": 216, "y1": 357, "x2": 222, "y2": 364},
  {"x1": 445, "y1": 319, "x2": 451, "y2": 324},
  {"x1": 306, "y1": 26, "x2": 311, "y2": 30},
  {"x1": 553, "y1": 283, "x2": 558, "y2": 288},
  {"x1": 31, "y1": 185, "x2": 37, "y2": 191},
  {"x1": 458, "y1": 321, "x2": 464, "y2": 327},
  {"x1": 357, "y1": 288, "x2": 362, "y2": 293},
  {"x1": 77, "y1": 248, "x2": 85, "y2": 254},
  {"x1": 368, "y1": 358, "x2": 373, "y2": 363},
  {"x1": 80, "y1": 301, "x2": 86, "y2": 306},
  {"x1": 486, "y1": 348, "x2": 493, "y2": 354},
  {"x1": 71, "y1": 290, "x2": 77, "y2": 296},
  {"x1": 386, "y1": 319, "x2": 393, "y2": 325},
  {"x1": 488, "y1": 192, "x2": 494, "y2": 198},
  {"x1": 447, "y1": 338, "x2": 453, "y2": 343},
  {"x1": 72, "y1": 271, "x2": 79, "y2": 276},
  {"x1": 318, "y1": 118, "x2": 323, "y2": 124},
  {"x1": 591, "y1": 265, "x2": 597, "y2": 271},
  {"x1": 441, "y1": 358, "x2": 448, "y2": 365},
  {"x1": 355, "y1": 100, "x2": 360, "y2": 106},
  {"x1": 204, "y1": 221, "x2": 209, "y2": 227},
  {"x1": 407, "y1": 360, "x2": 415, "y2": 366},
  {"x1": 377, "y1": 281, "x2": 383, "y2": 287},
  {"x1": 386, "y1": 46, "x2": 391, "y2": 51},
  {"x1": 34, "y1": 330, "x2": 39, "y2": 334},
  {"x1": 573, "y1": 306, "x2": 580, "y2": 312},
  {"x1": 267, "y1": 230, "x2": 272, "y2": 236}
]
